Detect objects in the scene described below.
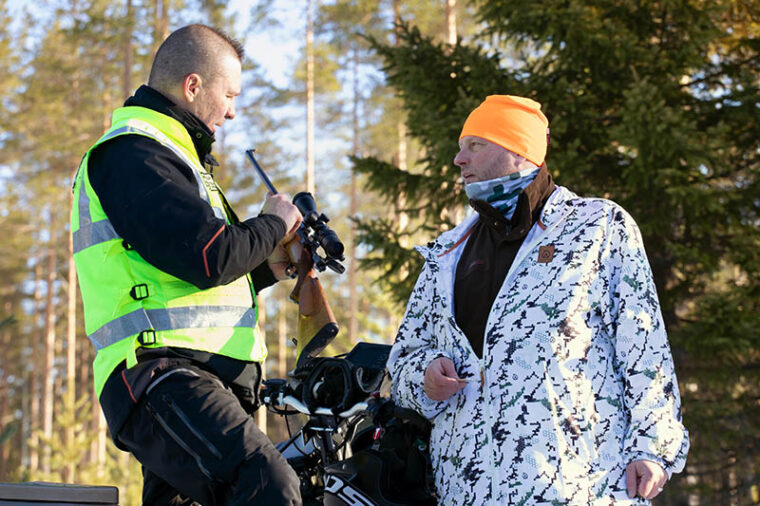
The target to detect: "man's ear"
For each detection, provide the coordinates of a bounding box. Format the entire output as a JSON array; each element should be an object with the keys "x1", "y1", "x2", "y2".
[{"x1": 182, "y1": 73, "x2": 203, "y2": 103}]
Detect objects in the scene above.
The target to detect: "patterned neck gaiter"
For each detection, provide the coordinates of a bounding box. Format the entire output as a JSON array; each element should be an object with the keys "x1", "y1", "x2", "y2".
[{"x1": 464, "y1": 168, "x2": 540, "y2": 221}]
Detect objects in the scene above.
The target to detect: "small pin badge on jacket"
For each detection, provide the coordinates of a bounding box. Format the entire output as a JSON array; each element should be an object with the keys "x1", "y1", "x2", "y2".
[{"x1": 538, "y1": 245, "x2": 555, "y2": 263}]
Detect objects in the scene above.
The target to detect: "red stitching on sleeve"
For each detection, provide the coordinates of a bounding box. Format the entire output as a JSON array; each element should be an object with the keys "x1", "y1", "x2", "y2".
[{"x1": 202, "y1": 225, "x2": 226, "y2": 278}]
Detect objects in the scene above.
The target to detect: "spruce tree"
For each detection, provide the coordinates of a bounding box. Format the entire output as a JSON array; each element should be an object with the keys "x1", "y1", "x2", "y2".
[{"x1": 355, "y1": 1, "x2": 760, "y2": 500}]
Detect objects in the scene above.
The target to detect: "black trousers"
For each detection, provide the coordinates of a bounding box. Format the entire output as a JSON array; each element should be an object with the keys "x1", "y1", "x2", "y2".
[{"x1": 116, "y1": 365, "x2": 302, "y2": 505}]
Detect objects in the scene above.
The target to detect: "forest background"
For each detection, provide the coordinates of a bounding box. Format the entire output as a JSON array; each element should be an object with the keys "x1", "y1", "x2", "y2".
[{"x1": 0, "y1": 0, "x2": 758, "y2": 504}]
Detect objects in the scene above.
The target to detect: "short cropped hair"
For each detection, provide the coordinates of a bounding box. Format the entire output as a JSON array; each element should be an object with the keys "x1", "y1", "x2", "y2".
[{"x1": 148, "y1": 24, "x2": 244, "y2": 91}]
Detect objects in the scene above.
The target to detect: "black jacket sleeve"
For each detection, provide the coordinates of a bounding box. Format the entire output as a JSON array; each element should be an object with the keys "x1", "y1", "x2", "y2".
[{"x1": 88, "y1": 135, "x2": 286, "y2": 291}]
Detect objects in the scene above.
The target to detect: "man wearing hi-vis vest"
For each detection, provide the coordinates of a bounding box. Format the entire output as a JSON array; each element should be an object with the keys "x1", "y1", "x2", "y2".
[{"x1": 71, "y1": 24, "x2": 303, "y2": 505}]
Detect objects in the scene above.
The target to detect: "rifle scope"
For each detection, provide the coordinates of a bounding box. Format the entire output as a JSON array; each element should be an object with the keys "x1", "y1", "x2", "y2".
[{"x1": 292, "y1": 192, "x2": 345, "y2": 261}]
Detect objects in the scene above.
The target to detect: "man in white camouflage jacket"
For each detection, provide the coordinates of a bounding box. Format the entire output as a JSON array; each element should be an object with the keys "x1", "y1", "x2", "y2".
[{"x1": 387, "y1": 95, "x2": 689, "y2": 505}]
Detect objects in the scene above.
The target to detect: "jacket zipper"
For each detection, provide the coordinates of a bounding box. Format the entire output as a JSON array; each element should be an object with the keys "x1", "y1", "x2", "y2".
[{"x1": 479, "y1": 201, "x2": 572, "y2": 505}]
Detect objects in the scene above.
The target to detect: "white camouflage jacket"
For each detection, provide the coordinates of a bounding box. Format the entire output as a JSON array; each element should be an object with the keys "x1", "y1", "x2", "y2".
[{"x1": 388, "y1": 186, "x2": 689, "y2": 505}]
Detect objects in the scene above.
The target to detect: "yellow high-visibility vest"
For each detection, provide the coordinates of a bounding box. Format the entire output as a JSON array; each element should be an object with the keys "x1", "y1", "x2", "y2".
[{"x1": 71, "y1": 106, "x2": 266, "y2": 397}]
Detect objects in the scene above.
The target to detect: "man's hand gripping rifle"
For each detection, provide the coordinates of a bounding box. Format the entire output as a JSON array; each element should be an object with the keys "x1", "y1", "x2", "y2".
[{"x1": 246, "y1": 150, "x2": 345, "y2": 370}]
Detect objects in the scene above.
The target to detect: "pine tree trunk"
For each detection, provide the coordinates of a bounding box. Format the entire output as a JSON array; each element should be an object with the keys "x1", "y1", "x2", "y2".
[
  {"x1": 29, "y1": 258, "x2": 43, "y2": 475},
  {"x1": 445, "y1": 0, "x2": 457, "y2": 45},
  {"x1": 90, "y1": 375, "x2": 107, "y2": 478},
  {"x1": 152, "y1": 0, "x2": 170, "y2": 57},
  {"x1": 0, "y1": 301, "x2": 11, "y2": 480},
  {"x1": 393, "y1": 0, "x2": 409, "y2": 257},
  {"x1": 123, "y1": 0, "x2": 133, "y2": 99},
  {"x1": 443, "y1": 0, "x2": 463, "y2": 224},
  {"x1": 348, "y1": 46, "x2": 359, "y2": 344},
  {"x1": 305, "y1": 0, "x2": 316, "y2": 195},
  {"x1": 278, "y1": 309, "x2": 287, "y2": 378},
  {"x1": 78, "y1": 319, "x2": 90, "y2": 416},
  {"x1": 54, "y1": 319, "x2": 64, "y2": 416},
  {"x1": 64, "y1": 188, "x2": 78, "y2": 483},
  {"x1": 256, "y1": 294, "x2": 267, "y2": 435},
  {"x1": 393, "y1": 0, "x2": 407, "y2": 178},
  {"x1": 21, "y1": 345, "x2": 30, "y2": 473},
  {"x1": 96, "y1": 409, "x2": 107, "y2": 477},
  {"x1": 275, "y1": 308, "x2": 288, "y2": 442},
  {"x1": 78, "y1": 307, "x2": 91, "y2": 468},
  {"x1": 41, "y1": 239, "x2": 57, "y2": 474}
]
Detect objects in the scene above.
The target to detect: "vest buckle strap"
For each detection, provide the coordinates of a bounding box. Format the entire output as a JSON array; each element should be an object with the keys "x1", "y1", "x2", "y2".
[
  {"x1": 138, "y1": 329, "x2": 157, "y2": 345},
  {"x1": 130, "y1": 284, "x2": 149, "y2": 300}
]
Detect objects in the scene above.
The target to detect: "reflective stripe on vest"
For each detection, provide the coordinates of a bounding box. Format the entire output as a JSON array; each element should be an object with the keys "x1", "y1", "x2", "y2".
[
  {"x1": 72, "y1": 175, "x2": 119, "y2": 254},
  {"x1": 88, "y1": 305, "x2": 257, "y2": 350}
]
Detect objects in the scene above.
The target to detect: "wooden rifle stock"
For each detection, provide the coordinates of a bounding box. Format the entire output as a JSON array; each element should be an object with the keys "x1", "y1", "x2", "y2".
[
  {"x1": 287, "y1": 239, "x2": 339, "y2": 369},
  {"x1": 245, "y1": 151, "x2": 341, "y2": 368}
]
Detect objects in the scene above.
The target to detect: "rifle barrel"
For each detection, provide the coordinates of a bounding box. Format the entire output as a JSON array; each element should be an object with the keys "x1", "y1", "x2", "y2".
[{"x1": 246, "y1": 149, "x2": 278, "y2": 194}]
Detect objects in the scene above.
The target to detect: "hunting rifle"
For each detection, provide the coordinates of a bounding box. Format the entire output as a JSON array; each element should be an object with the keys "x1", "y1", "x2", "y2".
[{"x1": 246, "y1": 149, "x2": 344, "y2": 369}]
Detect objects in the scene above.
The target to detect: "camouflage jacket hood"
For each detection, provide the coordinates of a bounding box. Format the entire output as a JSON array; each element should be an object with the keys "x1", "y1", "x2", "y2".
[{"x1": 388, "y1": 186, "x2": 689, "y2": 506}]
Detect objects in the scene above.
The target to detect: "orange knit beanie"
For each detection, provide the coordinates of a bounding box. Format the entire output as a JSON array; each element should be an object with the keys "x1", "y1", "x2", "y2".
[{"x1": 459, "y1": 95, "x2": 549, "y2": 166}]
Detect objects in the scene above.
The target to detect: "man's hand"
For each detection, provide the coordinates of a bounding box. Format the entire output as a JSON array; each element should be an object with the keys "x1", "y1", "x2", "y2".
[
  {"x1": 267, "y1": 237, "x2": 302, "y2": 280},
  {"x1": 424, "y1": 357, "x2": 466, "y2": 401},
  {"x1": 261, "y1": 193, "x2": 303, "y2": 280},
  {"x1": 261, "y1": 193, "x2": 302, "y2": 237},
  {"x1": 626, "y1": 459, "x2": 667, "y2": 500}
]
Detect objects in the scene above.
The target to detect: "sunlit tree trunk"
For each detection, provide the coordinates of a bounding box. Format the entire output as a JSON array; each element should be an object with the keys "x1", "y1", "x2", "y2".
[
  {"x1": 20, "y1": 343, "x2": 30, "y2": 473},
  {"x1": 0, "y1": 301, "x2": 11, "y2": 479},
  {"x1": 393, "y1": 0, "x2": 408, "y2": 245},
  {"x1": 445, "y1": 0, "x2": 457, "y2": 45},
  {"x1": 444, "y1": 0, "x2": 463, "y2": 224},
  {"x1": 273, "y1": 308, "x2": 288, "y2": 442},
  {"x1": 40, "y1": 231, "x2": 57, "y2": 474},
  {"x1": 64, "y1": 186, "x2": 78, "y2": 482},
  {"x1": 28, "y1": 258, "x2": 43, "y2": 474},
  {"x1": 348, "y1": 46, "x2": 359, "y2": 344},
  {"x1": 384, "y1": 0, "x2": 409, "y2": 333},
  {"x1": 391, "y1": 0, "x2": 409, "y2": 326},
  {"x1": 152, "y1": 0, "x2": 170, "y2": 57},
  {"x1": 256, "y1": 294, "x2": 267, "y2": 435},
  {"x1": 277, "y1": 308, "x2": 287, "y2": 379},
  {"x1": 78, "y1": 322, "x2": 90, "y2": 421},
  {"x1": 393, "y1": 0, "x2": 407, "y2": 180},
  {"x1": 123, "y1": 0, "x2": 134, "y2": 99},
  {"x1": 305, "y1": 0, "x2": 316, "y2": 195},
  {"x1": 95, "y1": 410, "x2": 107, "y2": 477}
]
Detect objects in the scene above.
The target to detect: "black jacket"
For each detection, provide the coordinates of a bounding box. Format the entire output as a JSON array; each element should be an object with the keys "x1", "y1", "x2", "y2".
[{"x1": 88, "y1": 85, "x2": 285, "y2": 291}]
